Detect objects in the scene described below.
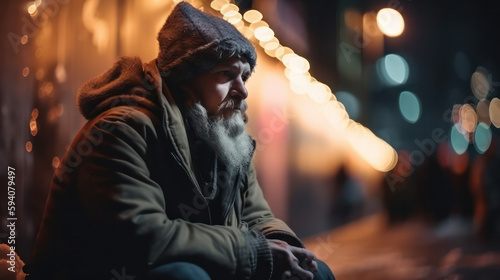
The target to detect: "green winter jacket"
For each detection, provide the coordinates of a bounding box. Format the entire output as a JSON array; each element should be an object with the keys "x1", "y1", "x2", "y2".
[{"x1": 28, "y1": 57, "x2": 302, "y2": 280}]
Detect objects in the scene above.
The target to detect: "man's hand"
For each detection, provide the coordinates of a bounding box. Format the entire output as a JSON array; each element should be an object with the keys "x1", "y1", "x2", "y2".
[{"x1": 267, "y1": 239, "x2": 318, "y2": 280}]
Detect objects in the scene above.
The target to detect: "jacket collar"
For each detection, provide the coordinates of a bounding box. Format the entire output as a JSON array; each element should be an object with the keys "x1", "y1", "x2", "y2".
[{"x1": 143, "y1": 59, "x2": 196, "y2": 177}]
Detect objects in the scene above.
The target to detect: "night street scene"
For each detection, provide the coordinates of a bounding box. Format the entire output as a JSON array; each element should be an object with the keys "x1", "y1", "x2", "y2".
[{"x1": 1, "y1": 0, "x2": 500, "y2": 279}]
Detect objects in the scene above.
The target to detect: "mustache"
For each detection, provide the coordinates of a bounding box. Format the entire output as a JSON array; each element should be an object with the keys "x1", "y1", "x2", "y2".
[{"x1": 216, "y1": 99, "x2": 249, "y2": 123}]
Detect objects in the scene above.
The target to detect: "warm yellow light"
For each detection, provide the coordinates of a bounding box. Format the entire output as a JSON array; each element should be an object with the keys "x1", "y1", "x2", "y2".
[
  {"x1": 348, "y1": 129, "x2": 398, "y2": 172},
  {"x1": 254, "y1": 26, "x2": 274, "y2": 42},
  {"x1": 476, "y1": 100, "x2": 491, "y2": 125},
  {"x1": 26, "y1": 141, "x2": 33, "y2": 152},
  {"x1": 22, "y1": 67, "x2": 30, "y2": 77},
  {"x1": 31, "y1": 108, "x2": 39, "y2": 119},
  {"x1": 376, "y1": 8, "x2": 404, "y2": 37},
  {"x1": 287, "y1": 70, "x2": 311, "y2": 95},
  {"x1": 285, "y1": 68, "x2": 311, "y2": 81},
  {"x1": 282, "y1": 53, "x2": 298, "y2": 68},
  {"x1": 36, "y1": 69, "x2": 45, "y2": 80},
  {"x1": 264, "y1": 41, "x2": 280, "y2": 51},
  {"x1": 288, "y1": 56, "x2": 310, "y2": 74},
  {"x1": 30, "y1": 119, "x2": 37, "y2": 131},
  {"x1": 220, "y1": 3, "x2": 239, "y2": 16},
  {"x1": 21, "y1": 35, "x2": 28, "y2": 45},
  {"x1": 322, "y1": 101, "x2": 349, "y2": 126},
  {"x1": 44, "y1": 82, "x2": 54, "y2": 95},
  {"x1": 307, "y1": 81, "x2": 331, "y2": 104},
  {"x1": 211, "y1": 4, "x2": 398, "y2": 173},
  {"x1": 210, "y1": 0, "x2": 229, "y2": 11},
  {"x1": 52, "y1": 157, "x2": 61, "y2": 169},
  {"x1": 239, "y1": 26, "x2": 253, "y2": 39},
  {"x1": 243, "y1": 10, "x2": 263, "y2": 23},
  {"x1": 289, "y1": 80, "x2": 309, "y2": 95},
  {"x1": 226, "y1": 12, "x2": 242, "y2": 25},
  {"x1": 459, "y1": 104, "x2": 477, "y2": 133},
  {"x1": 275, "y1": 47, "x2": 293, "y2": 61},
  {"x1": 260, "y1": 37, "x2": 279, "y2": 49},
  {"x1": 490, "y1": 97, "x2": 500, "y2": 128},
  {"x1": 471, "y1": 67, "x2": 491, "y2": 100},
  {"x1": 264, "y1": 48, "x2": 277, "y2": 58},
  {"x1": 249, "y1": 21, "x2": 269, "y2": 31},
  {"x1": 55, "y1": 64, "x2": 67, "y2": 83},
  {"x1": 27, "y1": 2, "x2": 37, "y2": 15}
]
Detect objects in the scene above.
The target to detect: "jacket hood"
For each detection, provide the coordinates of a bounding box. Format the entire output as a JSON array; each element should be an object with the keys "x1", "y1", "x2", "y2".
[
  {"x1": 77, "y1": 56, "x2": 158, "y2": 120},
  {"x1": 156, "y1": 2, "x2": 257, "y2": 83}
]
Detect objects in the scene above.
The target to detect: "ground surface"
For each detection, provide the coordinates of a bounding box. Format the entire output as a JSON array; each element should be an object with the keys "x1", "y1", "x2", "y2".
[{"x1": 303, "y1": 214, "x2": 500, "y2": 280}]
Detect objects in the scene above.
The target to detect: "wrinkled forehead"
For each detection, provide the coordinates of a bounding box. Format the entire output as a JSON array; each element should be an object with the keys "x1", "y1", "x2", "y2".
[{"x1": 213, "y1": 56, "x2": 252, "y2": 73}]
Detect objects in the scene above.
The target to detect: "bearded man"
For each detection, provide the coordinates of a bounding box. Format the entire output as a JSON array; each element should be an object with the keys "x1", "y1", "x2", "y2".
[{"x1": 26, "y1": 2, "x2": 335, "y2": 280}]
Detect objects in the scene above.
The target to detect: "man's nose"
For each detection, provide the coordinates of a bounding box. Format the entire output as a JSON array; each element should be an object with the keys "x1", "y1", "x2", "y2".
[{"x1": 230, "y1": 76, "x2": 248, "y2": 99}]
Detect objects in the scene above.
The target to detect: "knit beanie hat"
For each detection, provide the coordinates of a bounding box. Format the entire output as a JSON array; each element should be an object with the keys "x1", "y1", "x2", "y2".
[{"x1": 157, "y1": 2, "x2": 257, "y2": 84}]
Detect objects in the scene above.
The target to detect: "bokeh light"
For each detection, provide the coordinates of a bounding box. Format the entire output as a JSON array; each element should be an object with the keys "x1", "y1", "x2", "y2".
[
  {"x1": 476, "y1": 100, "x2": 491, "y2": 125},
  {"x1": 473, "y1": 122, "x2": 492, "y2": 154},
  {"x1": 451, "y1": 104, "x2": 461, "y2": 124},
  {"x1": 471, "y1": 66, "x2": 491, "y2": 100},
  {"x1": 220, "y1": 3, "x2": 239, "y2": 16},
  {"x1": 21, "y1": 35, "x2": 28, "y2": 45},
  {"x1": 30, "y1": 119, "x2": 37, "y2": 131},
  {"x1": 399, "y1": 91, "x2": 421, "y2": 123},
  {"x1": 377, "y1": 54, "x2": 409, "y2": 85},
  {"x1": 489, "y1": 97, "x2": 500, "y2": 128},
  {"x1": 226, "y1": 12, "x2": 242, "y2": 25},
  {"x1": 36, "y1": 68, "x2": 45, "y2": 80},
  {"x1": 336, "y1": 91, "x2": 360, "y2": 120},
  {"x1": 212, "y1": 3, "x2": 398, "y2": 173},
  {"x1": 22, "y1": 67, "x2": 30, "y2": 77},
  {"x1": 459, "y1": 104, "x2": 477, "y2": 133},
  {"x1": 52, "y1": 157, "x2": 61, "y2": 169},
  {"x1": 376, "y1": 8, "x2": 405, "y2": 37},
  {"x1": 288, "y1": 55, "x2": 310, "y2": 73},
  {"x1": 26, "y1": 141, "x2": 33, "y2": 152},
  {"x1": 55, "y1": 64, "x2": 67, "y2": 83},
  {"x1": 254, "y1": 26, "x2": 274, "y2": 42},
  {"x1": 27, "y1": 2, "x2": 37, "y2": 15},
  {"x1": 210, "y1": 0, "x2": 229, "y2": 11},
  {"x1": 31, "y1": 108, "x2": 39, "y2": 119},
  {"x1": 307, "y1": 81, "x2": 331, "y2": 104},
  {"x1": 243, "y1": 10, "x2": 263, "y2": 23},
  {"x1": 450, "y1": 124, "x2": 469, "y2": 155}
]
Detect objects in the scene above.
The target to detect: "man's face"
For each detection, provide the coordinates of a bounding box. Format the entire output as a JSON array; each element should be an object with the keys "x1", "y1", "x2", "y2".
[{"x1": 181, "y1": 56, "x2": 252, "y2": 120}]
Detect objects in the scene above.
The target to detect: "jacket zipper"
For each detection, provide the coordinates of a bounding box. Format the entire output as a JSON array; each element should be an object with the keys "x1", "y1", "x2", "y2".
[
  {"x1": 222, "y1": 169, "x2": 242, "y2": 224},
  {"x1": 170, "y1": 151, "x2": 212, "y2": 225}
]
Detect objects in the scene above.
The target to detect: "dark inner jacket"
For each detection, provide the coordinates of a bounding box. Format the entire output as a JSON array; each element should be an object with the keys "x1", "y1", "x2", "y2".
[{"x1": 27, "y1": 56, "x2": 304, "y2": 280}]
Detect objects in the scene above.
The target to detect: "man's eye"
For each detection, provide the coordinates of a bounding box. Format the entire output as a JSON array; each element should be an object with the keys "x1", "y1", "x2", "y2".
[{"x1": 220, "y1": 71, "x2": 232, "y2": 77}]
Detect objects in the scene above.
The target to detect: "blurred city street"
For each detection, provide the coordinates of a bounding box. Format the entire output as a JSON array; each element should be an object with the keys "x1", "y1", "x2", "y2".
[{"x1": 305, "y1": 213, "x2": 500, "y2": 280}]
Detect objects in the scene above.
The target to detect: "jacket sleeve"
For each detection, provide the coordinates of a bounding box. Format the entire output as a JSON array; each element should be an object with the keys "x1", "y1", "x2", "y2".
[
  {"x1": 241, "y1": 164, "x2": 304, "y2": 248},
  {"x1": 73, "y1": 108, "x2": 255, "y2": 280}
]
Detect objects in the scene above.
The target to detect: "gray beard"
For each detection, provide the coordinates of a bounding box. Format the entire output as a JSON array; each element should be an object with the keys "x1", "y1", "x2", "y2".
[{"x1": 185, "y1": 103, "x2": 253, "y2": 173}]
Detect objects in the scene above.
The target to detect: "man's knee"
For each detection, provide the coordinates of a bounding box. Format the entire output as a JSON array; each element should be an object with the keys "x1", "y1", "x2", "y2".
[
  {"x1": 144, "y1": 262, "x2": 211, "y2": 280},
  {"x1": 313, "y1": 259, "x2": 335, "y2": 280}
]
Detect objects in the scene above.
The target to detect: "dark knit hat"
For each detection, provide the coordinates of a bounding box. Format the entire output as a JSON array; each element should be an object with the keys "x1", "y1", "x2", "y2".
[{"x1": 157, "y1": 2, "x2": 257, "y2": 83}]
